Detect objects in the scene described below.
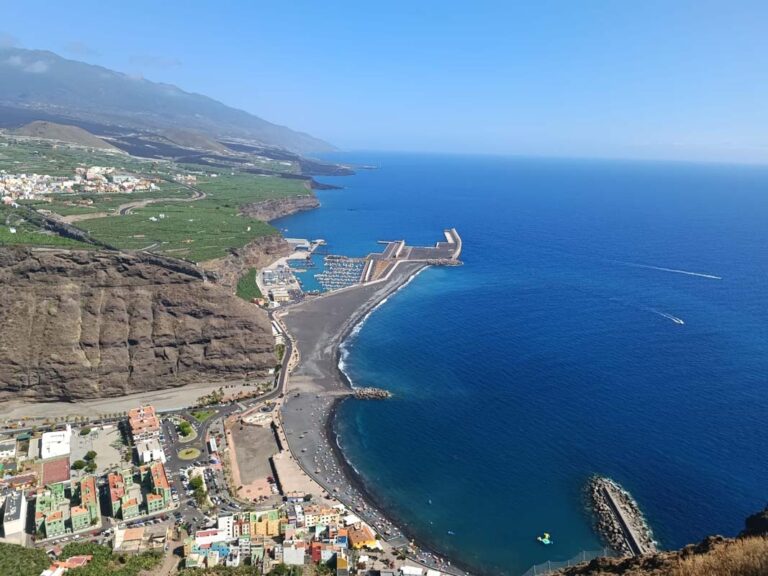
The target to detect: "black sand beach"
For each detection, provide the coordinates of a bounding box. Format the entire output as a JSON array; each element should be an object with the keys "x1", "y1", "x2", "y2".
[{"x1": 278, "y1": 262, "x2": 470, "y2": 574}]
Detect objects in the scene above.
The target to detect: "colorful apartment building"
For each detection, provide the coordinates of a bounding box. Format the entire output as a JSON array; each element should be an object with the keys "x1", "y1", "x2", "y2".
[
  {"x1": 127, "y1": 406, "x2": 161, "y2": 443},
  {"x1": 108, "y1": 463, "x2": 171, "y2": 519},
  {"x1": 302, "y1": 505, "x2": 341, "y2": 529},
  {"x1": 35, "y1": 476, "x2": 100, "y2": 539},
  {"x1": 141, "y1": 461, "x2": 171, "y2": 510},
  {"x1": 250, "y1": 508, "x2": 281, "y2": 537},
  {"x1": 74, "y1": 475, "x2": 99, "y2": 525},
  {"x1": 35, "y1": 483, "x2": 68, "y2": 538}
]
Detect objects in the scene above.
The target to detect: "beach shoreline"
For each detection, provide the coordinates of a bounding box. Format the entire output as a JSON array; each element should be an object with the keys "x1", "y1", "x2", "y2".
[{"x1": 279, "y1": 262, "x2": 472, "y2": 575}]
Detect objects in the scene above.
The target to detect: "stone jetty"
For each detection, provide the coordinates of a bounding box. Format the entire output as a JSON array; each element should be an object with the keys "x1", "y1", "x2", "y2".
[
  {"x1": 353, "y1": 387, "x2": 393, "y2": 400},
  {"x1": 588, "y1": 476, "x2": 657, "y2": 557}
]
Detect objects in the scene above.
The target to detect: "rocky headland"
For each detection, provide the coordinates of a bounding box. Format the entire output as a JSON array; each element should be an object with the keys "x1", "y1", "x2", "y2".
[
  {"x1": 239, "y1": 194, "x2": 320, "y2": 222},
  {"x1": 0, "y1": 247, "x2": 277, "y2": 402}
]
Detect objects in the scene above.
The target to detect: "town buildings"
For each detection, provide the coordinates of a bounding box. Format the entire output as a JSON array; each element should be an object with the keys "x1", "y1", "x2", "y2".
[
  {"x1": 108, "y1": 462, "x2": 172, "y2": 520},
  {"x1": 0, "y1": 166, "x2": 157, "y2": 202},
  {"x1": 127, "y1": 406, "x2": 161, "y2": 443},
  {"x1": 183, "y1": 505, "x2": 373, "y2": 573},
  {"x1": 34, "y1": 476, "x2": 100, "y2": 539}
]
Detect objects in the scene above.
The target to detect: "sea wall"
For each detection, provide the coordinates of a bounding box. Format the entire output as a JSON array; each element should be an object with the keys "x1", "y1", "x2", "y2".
[{"x1": 588, "y1": 476, "x2": 657, "y2": 556}]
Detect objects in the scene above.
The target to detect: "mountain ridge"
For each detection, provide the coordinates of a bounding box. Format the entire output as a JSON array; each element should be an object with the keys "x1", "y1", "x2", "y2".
[{"x1": 0, "y1": 47, "x2": 334, "y2": 154}]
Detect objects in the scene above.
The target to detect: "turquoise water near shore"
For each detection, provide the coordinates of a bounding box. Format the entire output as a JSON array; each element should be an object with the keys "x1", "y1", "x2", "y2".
[{"x1": 273, "y1": 153, "x2": 768, "y2": 575}]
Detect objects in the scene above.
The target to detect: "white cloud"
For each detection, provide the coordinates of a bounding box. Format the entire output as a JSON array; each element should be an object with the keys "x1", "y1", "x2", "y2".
[
  {"x1": 24, "y1": 60, "x2": 49, "y2": 73},
  {"x1": 5, "y1": 55, "x2": 23, "y2": 67}
]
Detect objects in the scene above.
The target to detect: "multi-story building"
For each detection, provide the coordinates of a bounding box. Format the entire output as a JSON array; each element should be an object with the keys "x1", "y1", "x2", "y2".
[
  {"x1": 109, "y1": 463, "x2": 171, "y2": 519},
  {"x1": 1, "y1": 488, "x2": 28, "y2": 542},
  {"x1": 70, "y1": 505, "x2": 91, "y2": 532},
  {"x1": 34, "y1": 476, "x2": 100, "y2": 539},
  {"x1": 127, "y1": 406, "x2": 161, "y2": 443},
  {"x1": 141, "y1": 461, "x2": 171, "y2": 510},
  {"x1": 282, "y1": 540, "x2": 307, "y2": 566},
  {"x1": 75, "y1": 475, "x2": 99, "y2": 524},
  {"x1": 35, "y1": 483, "x2": 68, "y2": 539},
  {"x1": 135, "y1": 438, "x2": 165, "y2": 464},
  {"x1": 347, "y1": 522, "x2": 377, "y2": 550},
  {"x1": 302, "y1": 505, "x2": 341, "y2": 529},
  {"x1": 0, "y1": 439, "x2": 16, "y2": 460},
  {"x1": 249, "y1": 508, "x2": 281, "y2": 537}
]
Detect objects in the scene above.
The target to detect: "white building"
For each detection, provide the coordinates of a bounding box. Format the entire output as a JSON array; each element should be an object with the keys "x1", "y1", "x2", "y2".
[
  {"x1": 1, "y1": 489, "x2": 28, "y2": 541},
  {"x1": 282, "y1": 541, "x2": 306, "y2": 566},
  {"x1": 135, "y1": 439, "x2": 165, "y2": 464},
  {"x1": 194, "y1": 529, "x2": 228, "y2": 547},
  {"x1": 40, "y1": 425, "x2": 71, "y2": 460},
  {"x1": 0, "y1": 439, "x2": 16, "y2": 460},
  {"x1": 225, "y1": 549, "x2": 241, "y2": 567},
  {"x1": 217, "y1": 514, "x2": 234, "y2": 539}
]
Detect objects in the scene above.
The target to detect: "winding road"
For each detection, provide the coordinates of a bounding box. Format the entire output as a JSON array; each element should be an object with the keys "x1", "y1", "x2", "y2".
[{"x1": 61, "y1": 179, "x2": 206, "y2": 223}]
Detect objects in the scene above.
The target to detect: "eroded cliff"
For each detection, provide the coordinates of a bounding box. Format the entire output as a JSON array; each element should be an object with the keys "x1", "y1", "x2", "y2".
[
  {"x1": 202, "y1": 234, "x2": 293, "y2": 288},
  {"x1": 240, "y1": 194, "x2": 320, "y2": 222},
  {"x1": 0, "y1": 247, "x2": 276, "y2": 401}
]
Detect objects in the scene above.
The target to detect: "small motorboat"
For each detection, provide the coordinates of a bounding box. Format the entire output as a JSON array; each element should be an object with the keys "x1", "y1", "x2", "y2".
[{"x1": 537, "y1": 532, "x2": 553, "y2": 545}]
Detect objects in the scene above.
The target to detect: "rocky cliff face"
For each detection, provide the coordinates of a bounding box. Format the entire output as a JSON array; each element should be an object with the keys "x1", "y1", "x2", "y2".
[
  {"x1": 240, "y1": 194, "x2": 320, "y2": 222},
  {"x1": 202, "y1": 234, "x2": 293, "y2": 288},
  {"x1": 0, "y1": 247, "x2": 276, "y2": 401}
]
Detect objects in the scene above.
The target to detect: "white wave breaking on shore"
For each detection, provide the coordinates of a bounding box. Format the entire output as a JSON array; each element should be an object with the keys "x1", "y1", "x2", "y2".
[{"x1": 337, "y1": 266, "x2": 428, "y2": 389}]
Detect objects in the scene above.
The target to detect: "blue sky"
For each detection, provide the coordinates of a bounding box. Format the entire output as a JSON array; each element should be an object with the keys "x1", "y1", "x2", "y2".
[{"x1": 2, "y1": 1, "x2": 767, "y2": 163}]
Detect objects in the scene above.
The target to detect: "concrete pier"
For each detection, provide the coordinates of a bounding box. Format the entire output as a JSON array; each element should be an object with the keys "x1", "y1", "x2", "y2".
[{"x1": 589, "y1": 476, "x2": 657, "y2": 557}]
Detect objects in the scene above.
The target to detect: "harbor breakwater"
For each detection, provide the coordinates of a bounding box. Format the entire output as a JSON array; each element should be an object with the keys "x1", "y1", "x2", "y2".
[{"x1": 588, "y1": 476, "x2": 657, "y2": 557}]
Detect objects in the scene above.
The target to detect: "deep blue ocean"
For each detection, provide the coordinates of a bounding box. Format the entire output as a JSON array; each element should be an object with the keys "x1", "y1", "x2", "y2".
[{"x1": 273, "y1": 153, "x2": 768, "y2": 576}]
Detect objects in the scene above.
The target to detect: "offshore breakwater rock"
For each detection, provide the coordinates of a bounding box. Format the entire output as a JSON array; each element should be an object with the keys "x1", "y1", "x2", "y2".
[
  {"x1": 0, "y1": 247, "x2": 276, "y2": 401},
  {"x1": 240, "y1": 194, "x2": 320, "y2": 222},
  {"x1": 353, "y1": 387, "x2": 392, "y2": 400}
]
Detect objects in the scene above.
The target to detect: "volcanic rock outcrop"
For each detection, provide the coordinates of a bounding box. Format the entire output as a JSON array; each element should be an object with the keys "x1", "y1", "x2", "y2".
[
  {"x1": 0, "y1": 247, "x2": 276, "y2": 401},
  {"x1": 240, "y1": 194, "x2": 320, "y2": 222}
]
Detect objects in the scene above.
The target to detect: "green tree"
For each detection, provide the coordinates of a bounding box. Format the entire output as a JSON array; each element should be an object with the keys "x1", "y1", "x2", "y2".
[
  {"x1": 84, "y1": 450, "x2": 97, "y2": 461},
  {"x1": 79, "y1": 426, "x2": 91, "y2": 436},
  {"x1": 178, "y1": 421, "x2": 193, "y2": 437},
  {"x1": 72, "y1": 459, "x2": 86, "y2": 470}
]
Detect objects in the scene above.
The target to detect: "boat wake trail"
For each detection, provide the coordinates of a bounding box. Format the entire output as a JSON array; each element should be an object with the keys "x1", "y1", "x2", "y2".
[
  {"x1": 648, "y1": 309, "x2": 685, "y2": 325},
  {"x1": 613, "y1": 261, "x2": 722, "y2": 280}
]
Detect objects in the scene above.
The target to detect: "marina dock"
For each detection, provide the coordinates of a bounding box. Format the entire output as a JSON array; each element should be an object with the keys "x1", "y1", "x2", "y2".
[{"x1": 361, "y1": 228, "x2": 462, "y2": 283}]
